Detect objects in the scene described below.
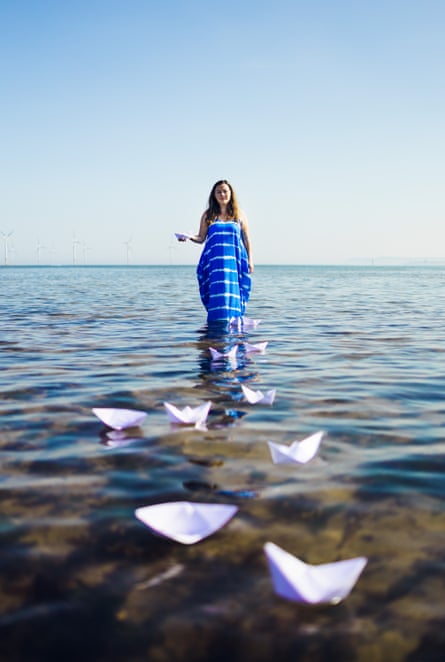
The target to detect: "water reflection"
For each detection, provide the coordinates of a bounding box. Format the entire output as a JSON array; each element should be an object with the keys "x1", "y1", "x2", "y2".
[{"x1": 196, "y1": 320, "x2": 261, "y2": 405}]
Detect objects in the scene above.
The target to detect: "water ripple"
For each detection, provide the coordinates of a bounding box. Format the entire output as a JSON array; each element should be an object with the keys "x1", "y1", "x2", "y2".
[{"x1": 1, "y1": 265, "x2": 445, "y2": 660}]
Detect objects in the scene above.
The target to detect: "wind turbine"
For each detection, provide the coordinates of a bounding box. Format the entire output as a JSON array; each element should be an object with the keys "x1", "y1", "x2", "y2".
[
  {"x1": 36, "y1": 239, "x2": 46, "y2": 265},
  {"x1": 123, "y1": 237, "x2": 132, "y2": 265},
  {"x1": 1, "y1": 230, "x2": 14, "y2": 266},
  {"x1": 72, "y1": 234, "x2": 81, "y2": 265},
  {"x1": 8, "y1": 242, "x2": 16, "y2": 265},
  {"x1": 82, "y1": 241, "x2": 92, "y2": 264}
]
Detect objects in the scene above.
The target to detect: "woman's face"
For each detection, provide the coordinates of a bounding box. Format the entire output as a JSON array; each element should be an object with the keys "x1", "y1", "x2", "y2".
[{"x1": 214, "y1": 183, "x2": 232, "y2": 206}]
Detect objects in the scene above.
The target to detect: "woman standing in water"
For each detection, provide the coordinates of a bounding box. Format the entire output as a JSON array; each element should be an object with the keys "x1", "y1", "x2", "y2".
[{"x1": 178, "y1": 180, "x2": 253, "y2": 321}]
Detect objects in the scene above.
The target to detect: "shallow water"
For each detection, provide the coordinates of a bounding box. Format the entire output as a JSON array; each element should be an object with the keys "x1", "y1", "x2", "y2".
[{"x1": 1, "y1": 265, "x2": 445, "y2": 661}]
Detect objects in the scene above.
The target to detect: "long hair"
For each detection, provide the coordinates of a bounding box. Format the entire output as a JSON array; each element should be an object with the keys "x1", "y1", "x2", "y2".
[{"x1": 205, "y1": 180, "x2": 241, "y2": 224}]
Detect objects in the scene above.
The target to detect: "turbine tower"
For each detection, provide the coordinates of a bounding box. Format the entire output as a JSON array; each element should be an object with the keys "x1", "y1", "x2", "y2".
[
  {"x1": 123, "y1": 237, "x2": 132, "y2": 265},
  {"x1": 82, "y1": 241, "x2": 92, "y2": 264},
  {"x1": 1, "y1": 230, "x2": 14, "y2": 266},
  {"x1": 72, "y1": 234, "x2": 81, "y2": 265},
  {"x1": 36, "y1": 239, "x2": 46, "y2": 265}
]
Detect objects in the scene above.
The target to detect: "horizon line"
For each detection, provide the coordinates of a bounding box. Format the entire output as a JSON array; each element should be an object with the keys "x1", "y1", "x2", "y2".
[{"x1": 2, "y1": 259, "x2": 445, "y2": 269}]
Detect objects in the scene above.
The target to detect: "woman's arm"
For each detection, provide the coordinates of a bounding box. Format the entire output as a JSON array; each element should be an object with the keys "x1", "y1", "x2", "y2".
[
  {"x1": 189, "y1": 212, "x2": 208, "y2": 244},
  {"x1": 176, "y1": 213, "x2": 208, "y2": 244},
  {"x1": 240, "y1": 211, "x2": 254, "y2": 273}
]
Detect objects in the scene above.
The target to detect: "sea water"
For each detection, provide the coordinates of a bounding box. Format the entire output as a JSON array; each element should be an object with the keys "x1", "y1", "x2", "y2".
[{"x1": 1, "y1": 265, "x2": 445, "y2": 661}]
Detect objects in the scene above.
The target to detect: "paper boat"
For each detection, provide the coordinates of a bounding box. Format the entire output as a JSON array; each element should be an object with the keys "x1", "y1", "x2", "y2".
[
  {"x1": 264, "y1": 542, "x2": 367, "y2": 605},
  {"x1": 209, "y1": 345, "x2": 238, "y2": 361},
  {"x1": 174, "y1": 232, "x2": 193, "y2": 240},
  {"x1": 244, "y1": 341, "x2": 268, "y2": 354},
  {"x1": 92, "y1": 407, "x2": 147, "y2": 430},
  {"x1": 163, "y1": 401, "x2": 212, "y2": 425},
  {"x1": 241, "y1": 384, "x2": 276, "y2": 405},
  {"x1": 135, "y1": 501, "x2": 238, "y2": 544},
  {"x1": 267, "y1": 431, "x2": 324, "y2": 465}
]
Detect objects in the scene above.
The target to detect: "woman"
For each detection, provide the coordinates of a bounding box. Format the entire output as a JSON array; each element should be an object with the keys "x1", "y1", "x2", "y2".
[{"x1": 179, "y1": 180, "x2": 253, "y2": 322}]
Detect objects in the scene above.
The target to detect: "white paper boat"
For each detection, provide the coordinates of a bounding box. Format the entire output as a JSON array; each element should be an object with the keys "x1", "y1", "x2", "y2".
[
  {"x1": 264, "y1": 542, "x2": 367, "y2": 605},
  {"x1": 209, "y1": 345, "x2": 238, "y2": 361},
  {"x1": 244, "y1": 341, "x2": 268, "y2": 354},
  {"x1": 92, "y1": 407, "x2": 147, "y2": 430},
  {"x1": 175, "y1": 232, "x2": 193, "y2": 241},
  {"x1": 267, "y1": 431, "x2": 324, "y2": 465},
  {"x1": 135, "y1": 501, "x2": 238, "y2": 544},
  {"x1": 241, "y1": 384, "x2": 276, "y2": 405},
  {"x1": 163, "y1": 401, "x2": 212, "y2": 425}
]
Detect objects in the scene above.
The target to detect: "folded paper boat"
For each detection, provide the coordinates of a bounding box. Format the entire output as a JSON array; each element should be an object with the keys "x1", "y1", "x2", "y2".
[
  {"x1": 267, "y1": 431, "x2": 324, "y2": 465},
  {"x1": 241, "y1": 384, "x2": 276, "y2": 405},
  {"x1": 264, "y1": 542, "x2": 367, "y2": 604},
  {"x1": 92, "y1": 407, "x2": 147, "y2": 430},
  {"x1": 163, "y1": 401, "x2": 212, "y2": 425},
  {"x1": 135, "y1": 501, "x2": 238, "y2": 544},
  {"x1": 209, "y1": 346, "x2": 238, "y2": 361}
]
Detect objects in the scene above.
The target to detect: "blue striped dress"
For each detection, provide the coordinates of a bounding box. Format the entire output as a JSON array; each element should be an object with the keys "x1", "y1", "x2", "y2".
[{"x1": 197, "y1": 220, "x2": 251, "y2": 321}]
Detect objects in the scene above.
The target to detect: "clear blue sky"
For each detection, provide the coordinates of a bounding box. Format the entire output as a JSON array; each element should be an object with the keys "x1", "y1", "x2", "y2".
[{"x1": 1, "y1": 0, "x2": 444, "y2": 265}]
